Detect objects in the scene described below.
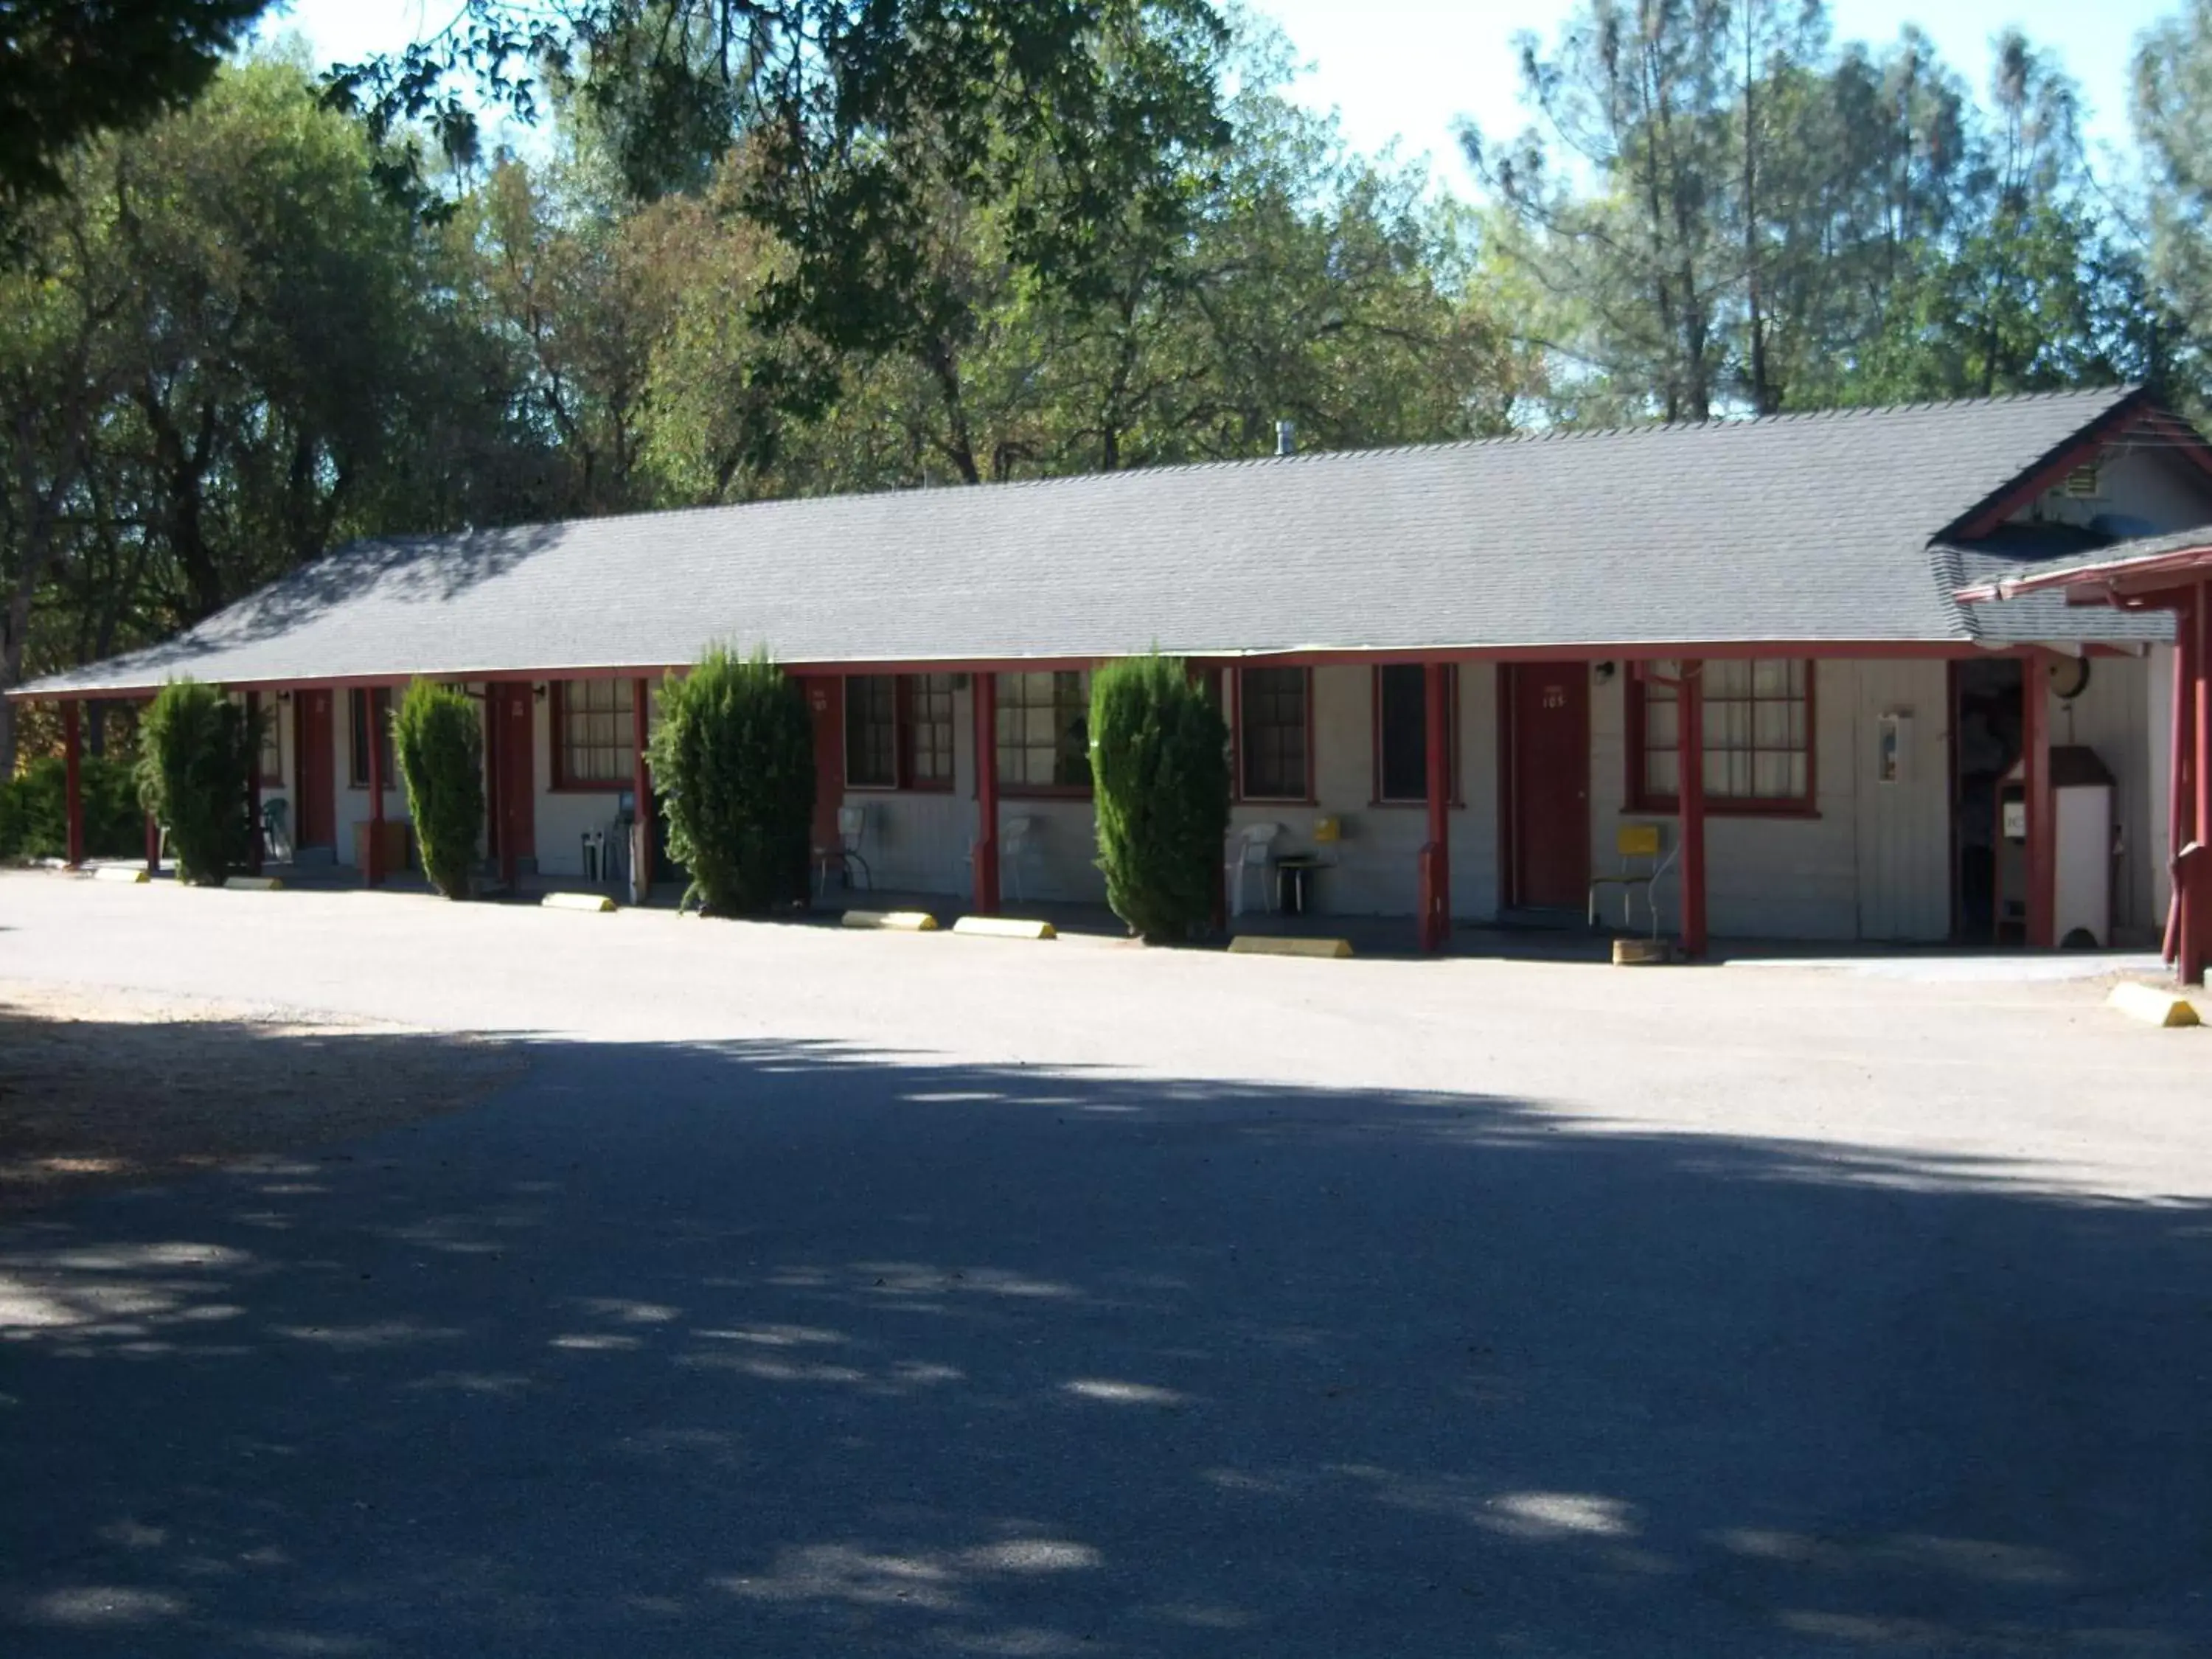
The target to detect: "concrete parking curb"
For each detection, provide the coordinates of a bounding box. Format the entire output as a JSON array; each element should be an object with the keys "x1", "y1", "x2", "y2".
[
  {"x1": 225, "y1": 876, "x2": 285, "y2": 891},
  {"x1": 951, "y1": 917, "x2": 1055, "y2": 941},
  {"x1": 1228, "y1": 935, "x2": 1353, "y2": 959},
  {"x1": 2108, "y1": 982, "x2": 2202, "y2": 1027},
  {"x1": 90, "y1": 866, "x2": 149, "y2": 884},
  {"x1": 842, "y1": 910, "x2": 939, "y2": 932},
  {"x1": 543, "y1": 892, "x2": 616, "y2": 914}
]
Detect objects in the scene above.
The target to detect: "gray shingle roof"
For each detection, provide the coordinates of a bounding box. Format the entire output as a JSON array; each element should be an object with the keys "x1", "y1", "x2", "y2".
[
  {"x1": 15, "y1": 385, "x2": 2157, "y2": 698},
  {"x1": 1936, "y1": 524, "x2": 2183, "y2": 645}
]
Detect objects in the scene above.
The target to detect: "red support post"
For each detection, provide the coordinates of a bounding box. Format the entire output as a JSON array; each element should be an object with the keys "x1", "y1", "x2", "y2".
[
  {"x1": 1417, "y1": 661, "x2": 1451, "y2": 952},
  {"x1": 246, "y1": 690, "x2": 264, "y2": 874},
  {"x1": 365, "y1": 685, "x2": 386, "y2": 886},
  {"x1": 631, "y1": 676, "x2": 654, "y2": 902},
  {"x1": 61, "y1": 701, "x2": 85, "y2": 867},
  {"x1": 972, "y1": 671, "x2": 1001, "y2": 915},
  {"x1": 2188, "y1": 580, "x2": 2212, "y2": 987},
  {"x1": 1677, "y1": 660, "x2": 1708, "y2": 958},
  {"x1": 2023, "y1": 651, "x2": 2054, "y2": 949},
  {"x1": 2169, "y1": 592, "x2": 2197, "y2": 967}
]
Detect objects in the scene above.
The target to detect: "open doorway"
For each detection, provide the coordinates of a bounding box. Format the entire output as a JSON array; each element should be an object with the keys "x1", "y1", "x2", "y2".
[{"x1": 1952, "y1": 658, "x2": 2023, "y2": 943}]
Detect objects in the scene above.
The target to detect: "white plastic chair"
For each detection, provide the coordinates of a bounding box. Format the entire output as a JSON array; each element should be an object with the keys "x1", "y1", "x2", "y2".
[
  {"x1": 815, "y1": 804, "x2": 872, "y2": 897},
  {"x1": 1587, "y1": 822, "x2": 1679, "y2": 936},
  {"x1": 1001, "y1": 815, "x2": 1037, "y2": 902},
  {"x1": 1227, "y1": 823, "x2": 1282, "y2": 917}
]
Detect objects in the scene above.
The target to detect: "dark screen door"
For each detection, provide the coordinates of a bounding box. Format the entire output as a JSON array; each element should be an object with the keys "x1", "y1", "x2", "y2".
[
  {"x1": 495, "y1": 684, "x2": 535, "y2": 863},
  {"x1": 294, "y1": 688, "x2": 336, "y2": 849},
  {"x1": 1507, "y1": 662, "x2": 1591, "y2": 908},
  {"x1": 804, "y1": 677, "x2": 844, "y2": 851}
]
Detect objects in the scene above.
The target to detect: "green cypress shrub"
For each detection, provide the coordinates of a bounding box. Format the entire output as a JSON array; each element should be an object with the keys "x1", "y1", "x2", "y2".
[
  {"x1": 135, "y1": 680, "x2": 257, "y2": 885},
  {"x1": 1090, "y1": 653, "x2": 1230, "y2": 944},
  {"x1": 646, "y1": 647, "x2": 815, "y2": 916},
  {"x1": 393, "y1": 680, "x2": 484, "y2": 900},
  {"x1": 0, "y1": 753, "x2": 142, "y2": 860}
]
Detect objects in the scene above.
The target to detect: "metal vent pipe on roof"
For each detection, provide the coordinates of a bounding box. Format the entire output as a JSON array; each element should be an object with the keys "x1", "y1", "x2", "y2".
[{"x1": 1276, "y1": 420, "x2": 1295, "y2": 457}]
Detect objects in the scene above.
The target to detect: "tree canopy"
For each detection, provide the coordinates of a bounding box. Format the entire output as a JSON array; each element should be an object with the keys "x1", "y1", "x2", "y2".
[
  {"x1": 0, "y1": 0, "x2": 270, "y2": 212},
  {"x1": 7, "y1": 0, "x2": 2212, "y2": 771}
]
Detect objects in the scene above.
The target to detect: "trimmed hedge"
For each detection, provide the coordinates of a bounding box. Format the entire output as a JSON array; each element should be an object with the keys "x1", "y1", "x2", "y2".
[
  {"x1": 135, "y1": 680, "x2": 257, "y2": 886},
  {"x1": 0, "y1": 753, "x2": 142, "y2": 860},
  {"x1": 1090, "y1": 653, "x2": 1230, "y2": 944},
  {"x1": 393, "y1": 680, "x2": 484, "y2": 899},
  {"x1": 646, "y1": 647, "x2": 815, "y2": 915}
]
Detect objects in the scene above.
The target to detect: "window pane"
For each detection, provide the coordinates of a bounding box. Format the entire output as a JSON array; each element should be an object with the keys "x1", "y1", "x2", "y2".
[
  {"x1": 1379, "y1": 665, "x2": 1427, "y2": 801},
  {"x1": 995, "y1": 670, "x2": 1090, "y2": 790},
  {"x1": 1239, "y1": 668, "x2": 1307, "y2": 799},
  {"x1": 845, "y1": 675, "x2": 897, "y2": 787},
  {"x1": 558, "y1": 679, "x2": 634, "y2": 785},
  {"x1": 1643, "y1": 658, "x2": 1809, "y2": 805}
]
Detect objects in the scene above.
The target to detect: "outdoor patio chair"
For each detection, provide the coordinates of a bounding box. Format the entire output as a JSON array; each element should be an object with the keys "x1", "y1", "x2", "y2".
[
  {"x1": 260, "y1": 798, "x2": 291, "y2": 863},
  {"x1": 1227, "y1": 822, "x2": 1282, "y2": 917},
  {"x1": 815, "y1": 805, "x2": 872, "y2": 897},
  {"x1": 1587, "y1": 821, "x2": 1677, "y2": 937},
  {"x1": 1001, "y1": 815, "x2": 1037, "y2": 902}
]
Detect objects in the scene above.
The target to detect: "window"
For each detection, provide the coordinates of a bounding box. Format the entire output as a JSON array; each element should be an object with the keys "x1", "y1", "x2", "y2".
[
  {"x1": 347, "y1": 688, "x2": 394, "y2": 789},
  {"x1": 996, "y1": 670, "x2": 1091, "y2": 791},
  {"x1": 1237, "y1": 667, "x2": 1310, "y2": 801},
  {"x1": 1631, "y1": 659, "x2": 1812, "y2": 810},
  {"x1": 905, "y1": 674, "x2": 956, "y2": 790},
  {"x1": 842, "y1": 673, "x2": 956, "y2": 790},
  {"x1": 554, "y1": 678, "x2": 634, "y2": 788},
  {"x1": 846, "y1": 675, "x2": 899, "y2": 788},
  {"x1": 258, "y1": 701, "x2": 284, "y2": 786},
  {"x1": 1374, "y1": 664, "x2": 1458, "y2": 804}
]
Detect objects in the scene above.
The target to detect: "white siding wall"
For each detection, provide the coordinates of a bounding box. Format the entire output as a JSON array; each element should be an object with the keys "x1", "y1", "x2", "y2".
[
  {"x1": 332, "y1": 689, "x2": 406, "y2": 867},
  {"x1": 1588, "y1": 658, "x2": 1951, "y2": 943},
  {"x1": 2057, "y1": 653, "x2": 2157, "y2": 935},
  {"x1": 1848, "y1": 659, "x2": 1952, "y2": 942},
  {"x1": 826, "y1": 664, "x2": 1503, "y2": 917},
  {"x1": 2150, "y1": 644, "x2": 2175, "y2": 929},
  {"x1": 472, "y1": 652, "x2": 2160, "y2": 940}
]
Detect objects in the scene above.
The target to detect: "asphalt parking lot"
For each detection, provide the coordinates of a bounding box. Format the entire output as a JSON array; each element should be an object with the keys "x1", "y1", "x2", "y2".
[{"x1": 2, "y1": 874, "x2": 2208, "y2": 1655}]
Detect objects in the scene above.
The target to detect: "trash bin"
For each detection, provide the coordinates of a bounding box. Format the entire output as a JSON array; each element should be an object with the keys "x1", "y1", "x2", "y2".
[{"x1": 1276, "y1": 859, "x2": 1318, "y2": 916}]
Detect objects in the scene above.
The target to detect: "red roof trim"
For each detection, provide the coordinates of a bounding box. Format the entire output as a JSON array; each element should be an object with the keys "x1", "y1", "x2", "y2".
[{"x1": 1957, "y1": 543, "x2": 2212, "y2": 606}]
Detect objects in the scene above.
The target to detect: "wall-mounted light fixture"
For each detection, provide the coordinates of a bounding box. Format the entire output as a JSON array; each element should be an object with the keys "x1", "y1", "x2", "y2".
[
  {"x1": 532, "y1": 682, "x2": 549, "y2": 703},
  {"x1": 275, "y1": 689, "x2": 292, "y2": 704},
  {"x1": 1592, "y1": 661, "x2": 1618, "y2": 684}
]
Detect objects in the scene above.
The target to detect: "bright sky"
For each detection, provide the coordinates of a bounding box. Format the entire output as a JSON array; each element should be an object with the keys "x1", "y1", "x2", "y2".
[{"x1": 255, "y1": 0, "x2": 2175, "y2": 189}]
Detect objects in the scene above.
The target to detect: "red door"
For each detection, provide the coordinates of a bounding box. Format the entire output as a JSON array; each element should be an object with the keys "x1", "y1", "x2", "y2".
[
  {"x1": 1504, "y1": 662, "x2": 1590, "y2": 909},
  {"x1": 294, "y1": 688, "x2": 336, "y2": 850},
  {"x1": 803, "y1": 677, "x2": 844, "y2": 852},
  {"x1": 492, "y1": 684, "x2": 535, "y2": 868}
]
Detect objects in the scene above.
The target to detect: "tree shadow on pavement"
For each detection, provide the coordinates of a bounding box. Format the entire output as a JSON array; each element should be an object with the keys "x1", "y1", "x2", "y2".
[{"x1": 1, "y1": 1026, "x2": 2208, "y2": 1657}]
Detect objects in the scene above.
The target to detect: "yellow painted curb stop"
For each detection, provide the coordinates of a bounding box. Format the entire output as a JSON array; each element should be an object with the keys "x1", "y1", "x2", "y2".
[
  {"x1": 952, "y1": 917, "x2": 1056, "y2": 941},
  {"x1": 225, "y1": 875, "x2": 285, "y2": 891},
  {"x1": 91, "y1": 866, "x2": 150, "y2": 883},
  {"x1": 842, "y1": 909, "x2": 939, "y2": 932},
  {"x1": 543, "y1": 892, "x2": 616, "y2": 914},
  {"x1": 1613, "y1": 938, "x2": 1671, "y2": 966},
  {"x1": 2107, "y1": 982, "x2": 2202, "y2": 1028},
  {"x1": 1228, "y1": 935, "x2": 1353, "y2": 959}
]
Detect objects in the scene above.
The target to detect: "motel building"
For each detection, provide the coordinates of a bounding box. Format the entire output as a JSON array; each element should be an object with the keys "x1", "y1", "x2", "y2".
[{"x1": 16, "y1": 385, "x2": 2212, "y2": 977}]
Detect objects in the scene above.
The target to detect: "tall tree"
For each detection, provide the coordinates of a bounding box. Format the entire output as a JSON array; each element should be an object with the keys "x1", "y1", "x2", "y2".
[
  {"x1": 329, "y1": 0, "x2": 1232, "y2": 439},
  {"x1": 0, "y1": 0, "x2": 270, "y2": 215}
]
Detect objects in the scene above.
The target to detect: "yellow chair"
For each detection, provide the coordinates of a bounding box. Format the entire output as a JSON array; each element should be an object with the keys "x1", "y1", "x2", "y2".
[{"x1": 1587, "y1": 823, "x2": 1677, "y2": 936}]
